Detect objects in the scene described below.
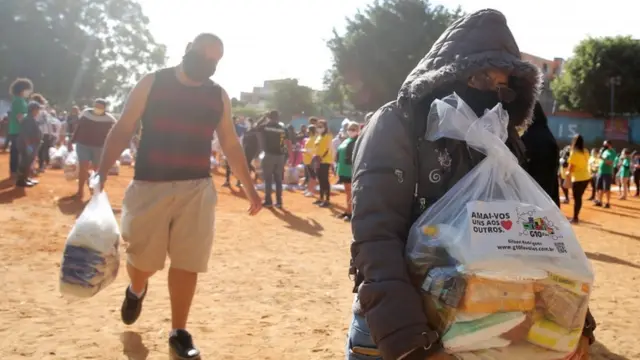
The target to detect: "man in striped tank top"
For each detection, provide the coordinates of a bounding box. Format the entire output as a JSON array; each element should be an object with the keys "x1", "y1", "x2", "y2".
[{"x1": 96, "y1": 33, "x2": 262, "y2": 359}]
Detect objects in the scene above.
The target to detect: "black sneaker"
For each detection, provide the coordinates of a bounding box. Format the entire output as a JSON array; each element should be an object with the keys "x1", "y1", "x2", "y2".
[
  {"x1": 318, "y1": 201, "x2": 330, "y2": 208},
  {"x1": 274, "y1": 203, "x2": 283, "y2": 209},
  {"x1": 604, "y1": 203, "x2": 610, "y2": 209},
  {"x1": 262, "y1": 201, "x2": 273, "y2": 208},
  {"x1": 169, "y1": 329, "x2": 201, "y2": 359},
  {"x1": 594, "y1": 201, "x2": 602, "y2": 207},
  {"x1": 121, "y1": 284, "x2": 147, "y2": 325},
  {"x1": 313, "y1": 200, "x2": 323, "y2": 205}
]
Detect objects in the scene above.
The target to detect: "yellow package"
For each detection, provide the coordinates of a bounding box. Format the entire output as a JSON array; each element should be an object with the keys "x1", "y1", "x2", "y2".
[
  {"x1": 528, "y1": 318, "x2": 581, "y2": 353},
  {"x1": 538, "y1": 273, "x2": 590, "y2": 329},
  {"x1": 460, "y1": 276, "x2": 535, "y2": 314}
]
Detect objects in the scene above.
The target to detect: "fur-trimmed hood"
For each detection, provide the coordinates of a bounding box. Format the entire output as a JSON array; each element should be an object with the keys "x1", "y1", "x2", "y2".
[{"x1": 397, "y1": 9, "x2": 542, "y2": 128}]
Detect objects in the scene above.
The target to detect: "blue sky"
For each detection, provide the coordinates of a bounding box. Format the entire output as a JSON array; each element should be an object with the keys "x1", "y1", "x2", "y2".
[{"x1": 138, "y1": 0, "x2": 640, "y2": 98}]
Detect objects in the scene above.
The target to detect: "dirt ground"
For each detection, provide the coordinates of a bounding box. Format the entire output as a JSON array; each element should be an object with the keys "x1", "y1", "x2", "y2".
[{"x1": 0, "y1": 152, "x2": 637, "y2": 360}]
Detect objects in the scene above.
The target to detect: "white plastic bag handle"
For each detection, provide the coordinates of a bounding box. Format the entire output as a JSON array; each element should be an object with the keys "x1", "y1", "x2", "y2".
[
  {"x1": 426, "y1": 93, "x2": 518, "y2": 164},
  {"x1": 88, "y1": 171, "x2": 102, "y2": 194}
]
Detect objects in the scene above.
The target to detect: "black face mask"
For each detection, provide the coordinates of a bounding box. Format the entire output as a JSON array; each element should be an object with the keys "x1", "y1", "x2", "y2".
[
  {"x1": 182, "y1": 51, "x2": 216, "y2": 82},
  {"x1": 460, "y1": 86, "x2": 502, "y2": 118}
]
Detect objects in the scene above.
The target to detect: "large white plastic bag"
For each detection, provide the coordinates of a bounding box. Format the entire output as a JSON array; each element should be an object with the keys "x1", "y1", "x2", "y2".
[
  {"x1": 120, "y1": 149, "x2": 133, "y2": 165},
  {"x1": 50, "y1": 146, "x2": 69, "y2": 169},
  {"x1": 64, "y1": 151, "x2": 79, "y2": 181},
  {"x1": 405, "y1": 94, "x2": 593, "y2": 356},
  {"x1": 59, "y1": 176, "x2": 120, "y2": 298}
]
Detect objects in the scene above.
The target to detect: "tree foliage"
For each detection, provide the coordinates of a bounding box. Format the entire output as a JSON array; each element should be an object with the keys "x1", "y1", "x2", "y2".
[
  {"x1": 551, "y1": 36, "x2": 640, "y2": 115},
  {"x1": 0, "y1": 0, "x2": 166, "y2": 108},
  {"x1": 327, "y1": 0, "x2": 461, "y2": 111},
  {"x1": 268, "y1": 78, "x2": 317, "y2": 122}
]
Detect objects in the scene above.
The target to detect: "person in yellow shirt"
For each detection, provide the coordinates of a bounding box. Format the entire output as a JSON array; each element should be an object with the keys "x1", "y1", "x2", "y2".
[
  {"x1": 302, "y1": 124, "x2": 318, "y2": 197},
  {"x1": 587, "y1": 148, "x2": 600, "y2": 201},
  {"x1": 314, "y1": 119, "x2": 333, "y2": 207},
  {"x1": 566, "y1": 134, "x2": 591, "y2": 223}
]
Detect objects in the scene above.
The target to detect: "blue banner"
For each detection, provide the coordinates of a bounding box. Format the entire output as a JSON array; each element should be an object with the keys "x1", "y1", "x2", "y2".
[
  {"x1": 547, "y1": 115, "x2": 605, "y2": 143},
  {"x1": 630, "y1": 117, "x2": 640, "y2": 144}
]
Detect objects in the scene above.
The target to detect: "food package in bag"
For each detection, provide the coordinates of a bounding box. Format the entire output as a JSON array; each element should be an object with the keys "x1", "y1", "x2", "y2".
[
  {"x1": 59, "y1": 175, "x2": 120, "y2": 298},
  {"x1": 64, "y1": 151, "x2": 79, "y2": 181},
  {"x1": 405, "y1": 94, "x2": 594, "y2": 357}
]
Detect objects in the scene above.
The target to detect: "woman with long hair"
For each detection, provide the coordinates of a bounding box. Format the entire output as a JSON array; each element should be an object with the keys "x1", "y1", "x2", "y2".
[
  {"x1": 313, "y1": 119, "x2": 333, "y2": 207},
  {"x1": 566, "y1": 134, "x2": 591, "y2": 223}
]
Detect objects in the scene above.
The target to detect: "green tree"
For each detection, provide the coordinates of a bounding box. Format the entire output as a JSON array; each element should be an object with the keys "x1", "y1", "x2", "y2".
[
  {"x1": 551, "y1": 36, "x2": 640, "y2": 115},
  {"x1": 318, "y1": 67, "x2": 348, "y2": 113},
  {"x1": 268, "y1": 78, "x2": 317, "y2": 122},
  {"x1": 327, "y1": 0, "x2": 461, "y2": 111},
  {"x1": 0, "y1": 0, "x2": 166, "y2": 107}
]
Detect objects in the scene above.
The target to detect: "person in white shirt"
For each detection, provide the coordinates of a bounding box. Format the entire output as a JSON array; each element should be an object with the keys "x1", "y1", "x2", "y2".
[{"x1": 30, "y1": 94, "x2": 55, "y2": 172}]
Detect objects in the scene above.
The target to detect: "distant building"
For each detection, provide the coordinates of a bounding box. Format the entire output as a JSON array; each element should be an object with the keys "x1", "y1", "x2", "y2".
[
  {"x1": 521, "y1": 52, "x2": 565, "y2": 114},
  {"x1": 239, "y1": 79, "x2": 291, "y2": 111}
]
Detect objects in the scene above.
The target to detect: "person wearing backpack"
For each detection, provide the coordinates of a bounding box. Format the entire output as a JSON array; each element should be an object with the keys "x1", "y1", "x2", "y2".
[{"x1": 346, "y1": 9, "x2": 595, "y2": 360}]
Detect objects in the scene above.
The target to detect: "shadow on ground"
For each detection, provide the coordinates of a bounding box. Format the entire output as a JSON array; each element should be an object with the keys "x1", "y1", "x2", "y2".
[{"x1": 591, "y1": 341, "x2": 631, "y2": 360}]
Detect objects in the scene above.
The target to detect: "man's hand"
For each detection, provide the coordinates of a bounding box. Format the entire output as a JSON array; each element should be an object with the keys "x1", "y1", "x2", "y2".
[{"x1": 244, "y1": 187, "x2": 262, "y2": 215}]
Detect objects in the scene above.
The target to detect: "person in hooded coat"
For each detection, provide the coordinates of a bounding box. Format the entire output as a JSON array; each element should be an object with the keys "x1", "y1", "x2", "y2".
[
  {"x1": 521, "y1": 101, "x2": 561, "y2": 206},
  {"x1": 346, "y1": 9, "x2": 594, "y2": 360}
]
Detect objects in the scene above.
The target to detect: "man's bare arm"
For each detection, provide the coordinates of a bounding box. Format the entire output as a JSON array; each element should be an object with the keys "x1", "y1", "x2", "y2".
[
  {"x1": 98, "y1": 74, "x2": 154, "y2": 178},
  {"x1": 217, "y1": 88, "x2": 254, "y2": 188}
]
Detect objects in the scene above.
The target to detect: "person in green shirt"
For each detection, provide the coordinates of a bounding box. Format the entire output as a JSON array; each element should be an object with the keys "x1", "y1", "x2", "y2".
[
  {"x1": 595, "y1": 140, "x2": 615, "y2": 208},
  {"x1": 335, "y1": 121, "x2": 360, "y2": 221},
  {"x1": 7, "y1": 78, "x2": 33, "y2": 176},
  {"x1": 618, "y1": 148, "x2": 632, "y2": 200}
]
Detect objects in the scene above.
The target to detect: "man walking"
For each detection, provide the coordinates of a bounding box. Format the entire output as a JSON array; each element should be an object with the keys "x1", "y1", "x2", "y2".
[
  {"x1": 96, "y1": 33, "x2": 261, "y2": 360},
  {"x1": 68, "y1": 99, "x2": 116, "y2": 198},
  {"x1": 257, "y1": 110, "x2": 290, "y2": 208},
  {"x1": 595, "y1": 140, "x2": 615, "y2": 208}
]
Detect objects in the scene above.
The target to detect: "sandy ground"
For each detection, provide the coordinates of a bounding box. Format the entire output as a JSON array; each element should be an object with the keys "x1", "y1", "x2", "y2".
[{"x1": 0, "y1": 152, "x2": 637, "y2": 360}]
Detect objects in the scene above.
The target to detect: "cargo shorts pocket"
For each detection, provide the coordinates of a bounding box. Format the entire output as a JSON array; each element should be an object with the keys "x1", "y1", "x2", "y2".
[{"x1": 346, "y1": 314, "x2": 382, "y2": 360}]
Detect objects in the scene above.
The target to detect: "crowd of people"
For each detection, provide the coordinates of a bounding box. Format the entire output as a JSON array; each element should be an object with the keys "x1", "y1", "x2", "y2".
[
  {"x1": 0, "y1": 77, "x2": 119, "y2": 194},
  {"x1": 213, "y1": 112, "x2": 364, "y2": 219},
  {"x1": 558, "y1": 137, "x2": 640, "y2": 223}
]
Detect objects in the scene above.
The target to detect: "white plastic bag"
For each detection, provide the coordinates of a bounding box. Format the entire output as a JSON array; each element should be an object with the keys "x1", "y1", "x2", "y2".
[
  {"x1": 405, "y1": 94, "x2": 594, "y2": 357},
  {"x1": 59, "y1": 175, "x2": 120, "y2": 298},
  {"x1": 0, "y1": 136, "x2": 5, "y2": 148},
  {"x1": 64, "y1": 151, "x2": 79, "y2": 181},
  {"x1": 50, "y1": 146, "x2": 68, "y2": 169},
  {"x1": 108, "y1": 160, "x2": 120, "y2": 175},
  {"x1": 284, "y1": 166, "x2": 299, "y2": 185},
  {"x1": 120, "y1": 149, "x2": 133, "y2": 165}
]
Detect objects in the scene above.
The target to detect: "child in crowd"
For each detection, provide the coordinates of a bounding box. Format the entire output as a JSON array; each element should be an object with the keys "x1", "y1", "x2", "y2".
[
  {"x1": 618, "y1": 149, "x2": 631, "y2": 200},
  {"x1": 16, "y1": 102, "x2": 43, "y2": 187}
]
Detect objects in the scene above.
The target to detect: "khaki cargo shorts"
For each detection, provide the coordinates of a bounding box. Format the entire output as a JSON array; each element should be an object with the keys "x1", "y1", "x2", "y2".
[{"x1": 121, "y1": 178, "x2": 217, "y2": 273}]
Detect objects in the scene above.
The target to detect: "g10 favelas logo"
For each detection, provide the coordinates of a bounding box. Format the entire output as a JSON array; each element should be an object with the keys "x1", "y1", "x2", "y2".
[{"x1": 516, "y1": 208, "x2": 563, "y2": 241}]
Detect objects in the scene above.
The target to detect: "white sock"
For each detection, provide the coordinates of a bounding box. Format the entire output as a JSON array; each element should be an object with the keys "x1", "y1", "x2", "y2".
[{"x1": 128, "y1": 284, "x2": 145, "y2": 298}]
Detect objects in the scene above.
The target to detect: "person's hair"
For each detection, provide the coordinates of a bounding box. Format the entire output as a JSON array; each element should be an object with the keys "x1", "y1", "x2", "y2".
[
  {"x1": 571, "y1": 134, "x2": 584, "y2": 152},
  {"x1": 94, "y1": 98, "x2": 107, "y2": 108},
  {"x1": 27, "y1": 101, "x2": 41, "y2": 114},
  {"x1": 268, "y1": 110, "x2": 279, "y2": 121},
  {"x1": 307, "y1": 125, "x2": 316, "y2": 135},
  {"x1": 193, "y1": 33, "x2": 223, "y2": 47},
  {"x1": 30, "y1": 93, "x2": 46, "y2": 105},
  {"x1": 9, "y1": 78, "x2": 33, "y2": 96},
  {"x1": 308, "y1": 116, "x2": 319, "y2": 124},
  {"x1": 316, "y1": 119, "x2": 328, "y2": 135},
  {"x1": 347, "y1": 121, "x2": 360, "y2": 131}
]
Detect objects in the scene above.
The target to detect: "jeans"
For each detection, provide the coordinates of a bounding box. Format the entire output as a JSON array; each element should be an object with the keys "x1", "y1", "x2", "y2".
[
  {"x1": 17, "y1": 145, "x2": 36, "y2": 181},
  {"x1": 345, "y1": 311, "x2": 382, "y2": 360},
  {"x1": 8, "y1": 134, "x2": 19, "y2": 174},
  {"x1": 262, "y1": 153, "x2": 285, "y2": 205}
]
